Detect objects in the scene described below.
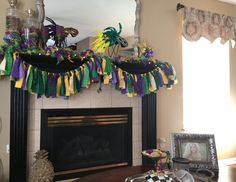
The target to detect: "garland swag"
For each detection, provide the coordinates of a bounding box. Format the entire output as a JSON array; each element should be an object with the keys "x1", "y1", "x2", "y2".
[{"x1": 0, "y1": 44, "x2": 177, "y2": 98}]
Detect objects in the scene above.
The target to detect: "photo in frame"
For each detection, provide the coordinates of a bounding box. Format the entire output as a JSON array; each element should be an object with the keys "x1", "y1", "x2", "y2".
[{"x1": 171, "y1": 133, "x2": 219, "y2": 172}]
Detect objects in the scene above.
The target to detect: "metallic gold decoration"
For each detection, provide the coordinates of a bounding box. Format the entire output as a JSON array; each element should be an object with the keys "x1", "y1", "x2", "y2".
[
  {"x1": 48, "y1": 114, "x2": 128, "y2": 127},
  {"x1": 64, "y1": 27, "x2": 79, "y2": 37},
  {"x1": 29, "y1": 150, "x2": 55, "y2": 182}
]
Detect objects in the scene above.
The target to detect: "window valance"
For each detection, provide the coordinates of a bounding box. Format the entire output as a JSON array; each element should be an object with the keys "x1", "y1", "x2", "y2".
[{"x1": 179, "y1": 4, "x2": 236, "y2": 45}]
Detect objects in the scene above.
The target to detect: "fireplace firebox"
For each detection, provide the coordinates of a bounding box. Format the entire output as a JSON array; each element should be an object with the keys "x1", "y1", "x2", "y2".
[{"x1": 40, "y1": 108, "x2": 132, "y2": 181}]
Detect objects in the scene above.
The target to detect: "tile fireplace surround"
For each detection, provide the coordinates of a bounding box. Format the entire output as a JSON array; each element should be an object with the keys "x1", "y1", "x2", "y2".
[{"x1": 27, "y1": 84, "x2": 142, "y2": 176}]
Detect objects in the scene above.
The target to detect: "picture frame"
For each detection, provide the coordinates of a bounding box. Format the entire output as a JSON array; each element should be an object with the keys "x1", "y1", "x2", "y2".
[{"x1": 171, "y1": 133, "x2": 218, "y2": 172}]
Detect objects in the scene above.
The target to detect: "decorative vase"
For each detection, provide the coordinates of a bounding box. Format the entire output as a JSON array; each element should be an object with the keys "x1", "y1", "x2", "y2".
[
  {"x1": 28, "y1": 149, "x2": 55, "y2": 182},
  {"x1": 5, "y1": 0, "x2": 21, "y2": 45},
  {"x1": 22, "y1": 9, "x2": 39, "y2": 48},
  {"x1": 6, "y1": 0, "x2": 21, "y2": 33}
]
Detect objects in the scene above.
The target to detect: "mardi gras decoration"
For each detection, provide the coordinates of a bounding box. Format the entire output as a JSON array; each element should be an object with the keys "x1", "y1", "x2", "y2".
[
  {"x1": 28, "y1": 150, "x2": 54, "y2": 182},
  {"x1": 0, "y1": 10, "x2": 177, "y2": 99},
  {"x1": 43, "y1": 17, "x2": 79, "y2": 48},
  {"x1": 111, "y1": 45, "x2": 177, "y2": 97},
  {"x1": 92, "y1": 23, "x2": 128, "y2": 57}
]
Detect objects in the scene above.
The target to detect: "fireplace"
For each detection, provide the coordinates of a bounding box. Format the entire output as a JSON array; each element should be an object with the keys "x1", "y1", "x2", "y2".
[{"x1": 40, "y1": 107, "x2": 132, "y2": 180}]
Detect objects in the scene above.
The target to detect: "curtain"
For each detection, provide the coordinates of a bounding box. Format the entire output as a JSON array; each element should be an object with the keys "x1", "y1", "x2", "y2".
[{"x1": 181, "y1": 6, "x2": 236, "y2": 45}]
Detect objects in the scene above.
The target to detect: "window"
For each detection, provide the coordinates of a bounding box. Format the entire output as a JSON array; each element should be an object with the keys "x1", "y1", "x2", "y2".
[{"x1": 182, "y1": 37, "x2": 236, "y2": 145}]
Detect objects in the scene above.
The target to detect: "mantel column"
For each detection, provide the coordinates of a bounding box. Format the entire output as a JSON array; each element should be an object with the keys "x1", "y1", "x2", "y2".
[
  {"x1": 10, "y1": 82, "x2": 28, "y2": 182},
  {"x1": 142, "y1": 93, "x2": 157, "y2": 163}
]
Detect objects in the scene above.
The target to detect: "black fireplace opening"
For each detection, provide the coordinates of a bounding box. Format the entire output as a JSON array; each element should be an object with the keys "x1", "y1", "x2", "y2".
[{"x1": 40, "y1": 108, "x2": 132, "y2": 181}]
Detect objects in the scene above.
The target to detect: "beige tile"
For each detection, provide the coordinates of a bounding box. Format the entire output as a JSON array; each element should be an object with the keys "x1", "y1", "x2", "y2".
[
  {"x1": 133, "y1": 158, "x2": 142, "y2": 166},
  {"x1": 132, "y1": 107, "x2": 142, "y2": 125},
  {"x1": 28, "y1": 109, "x2": 41, "y2": 131},
  {"x1": 27, "y1": 130, "x2": 40, "y2": 152},
  {"x1": 131, "y1": 97, "x2": 142, "y2": 107},
  {"x1": 67, "y1": 89, "x2": 91, "y2": 108},
  {"x1": 133, "y1": 141, "x2": 142, "y2": 160},
  {"x1": 42, "y1": 97, "x2": 68, "y2": 109},
  {"x1": 111, "y1": 90, "x2": 131, "y2": 107},
  {"x1": 89, "y1": 82, "x2": 101, "y2": 90},
  {"x1": 91, "y1": 87, "x2": 112, "y2": 108},
  {"x1": 133, "y1": 124, "x2": 142, "y2": 142},
  {"x1": 27, "y1": 151, "x2": 35, "y2": 178},
  {"x1": 28, "y1": 94, "x2": 43, "y2": 109}
]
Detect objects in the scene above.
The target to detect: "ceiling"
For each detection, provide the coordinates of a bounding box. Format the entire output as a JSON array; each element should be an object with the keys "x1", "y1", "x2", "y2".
[
  {"x1": 44, "y1": 0, "x2": 136, "y2": 45},
  {"x1": 218, "y1": 0, "x2": 236, "y2": 5}
]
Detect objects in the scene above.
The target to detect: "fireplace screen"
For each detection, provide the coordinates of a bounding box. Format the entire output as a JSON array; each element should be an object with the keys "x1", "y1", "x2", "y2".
[{"x1": 41, "y1": 108, "x2": 132, "y2": 180}]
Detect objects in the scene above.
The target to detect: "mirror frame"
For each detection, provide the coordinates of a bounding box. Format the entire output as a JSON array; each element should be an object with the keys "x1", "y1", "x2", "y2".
[{"x1": 9, "y1": 1, "x2": 143, "y2": 181}]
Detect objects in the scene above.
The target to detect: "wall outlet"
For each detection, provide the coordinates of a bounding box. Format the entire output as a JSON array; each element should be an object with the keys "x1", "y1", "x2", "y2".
[{"x1": 6, "y1": 144, "x2": 10, "y2": 154}]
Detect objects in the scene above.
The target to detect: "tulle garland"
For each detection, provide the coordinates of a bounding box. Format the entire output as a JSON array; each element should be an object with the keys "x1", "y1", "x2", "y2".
[{"x1": 0, "y1": 47, "x2": 177, "y2": 98}]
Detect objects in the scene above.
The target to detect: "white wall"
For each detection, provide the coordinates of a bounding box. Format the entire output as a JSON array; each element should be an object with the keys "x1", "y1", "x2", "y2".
[
  {"x1": 140, "y1": 0, "x2": 236, "y2": 159},
  {"x1": 0, "y1": 0, "x2": 35, "y2": 181}
]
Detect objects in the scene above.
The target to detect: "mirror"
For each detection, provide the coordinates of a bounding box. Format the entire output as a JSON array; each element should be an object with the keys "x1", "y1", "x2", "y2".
[
  {"x1": 7, "y1": 0, "x2": 141, "y2": 181},
  {"x1": 44, "y1": 0, "x2": 138, "y2": 49}
]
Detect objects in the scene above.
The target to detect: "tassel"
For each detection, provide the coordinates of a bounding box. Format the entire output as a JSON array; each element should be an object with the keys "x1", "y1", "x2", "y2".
[
  {"x1": 136, "y1": 74, "x2": 144, "y2": 96},
  {"x1": 126, "y1": 74, "x2": 134, "y2": 97},
  {"x1": 104, "y1": 57, "x2": 112, "y2": 74},
  {"x1": 52, "y1": 74, "x2": 58, "y2": 98},
  {"x1": 69, "y1": 71, "x2": 75, "y2": 94},
  {"x1": 15, "y1": 78, "x2": 24, "y2": 88},
  {"x1": 37, "y1": 70, "x2": 44, "y2": 96},
  {"x1": 118, "y1": 69, "x2": 125, "y2": 89},
  {"x1": 19, "y1": 61, "x2": 25, "y2": 79},
  {"x1": 22, "y1": 64, "x2": 29, "y2": 90},
  {"x1": 114, "y1": 68, "x2": 119, "y2": 89},
  {"x1": 42, "y1": 71, "x2": 48, "y2": 94},
  {"x1": 45, "y1": 74, "x2": 51, "y2": 97},
  {"x1": 95, "y1": 56, "x2": 102, "y2": 75},
  {"x1": 27, "y1": 66, "x2": 34, "y2": 92},
  {"x1": 15, "y1": 61, "x2": 25, "y2": 88},
  {"x1": 121, "y1": 72, "x2": 127, "y2": 95},
  {"x1": 0, "y1": 56, "x2": 6, "y2": 75},
  {"x1": 46, "y1": 74, "x2": 57, "y2": 98},
  {"x1": 131, "y1": 75, "x2": 138, "y2": 95},
  {"x1": 56, "y1": 75, "x2": 62, "y2": 97},
  {"x1": 112, "y1": 68, "x2": 117, "y2": 85},
  {"x1": 75, "y1": 70, "x2": 81, "y2": 93},
  {"x1": 11, "y1": 57, "x2": 22, "y2": 79},
  {"x1": 82, "y1": 64, "x2": 90, "y2": 88},
  {"x1": 90, "y1": 58, "x2": 99, "y2": 82},
  {"x1": 102, "y1": 57, "x2": 111, "y2": 84},
  {"x1": 4, "y1": 48, "x2": 13, "y2": 76},
  {"x1": 31, "y1": 68, "x2": 39, "y2": 94},
  {"x1": 60, "y1": 75, "x2": 65, "y2": 96},
  {"x1": 45, "y1": 74, "x2": 52, "y2": 97},
  {"x1": 143, "y1": 74, "x2": 150, "y2": 95},
  {"x1": 159, "y1": 68, "x2": 168, "y2": 85},
  {"x1": 149, "y1": 72, "x2": 157, "y2": 92},
  {"x1": 64, "y1": 74, "x2": 70, "y2": 97},
  {"x1": 154, "y1": 70, "x2": 164, "y2": 88}
]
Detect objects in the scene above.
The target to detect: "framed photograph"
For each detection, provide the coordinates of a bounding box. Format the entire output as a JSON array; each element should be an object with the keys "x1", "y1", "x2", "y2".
[{"x1": 171, "y1": 133, "x2": 218, "y2": 172}]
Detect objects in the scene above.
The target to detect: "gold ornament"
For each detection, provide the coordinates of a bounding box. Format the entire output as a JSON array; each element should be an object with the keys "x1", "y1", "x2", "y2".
[{"x1": 29, "y1": 149, "x2": 55, "y2": 182}]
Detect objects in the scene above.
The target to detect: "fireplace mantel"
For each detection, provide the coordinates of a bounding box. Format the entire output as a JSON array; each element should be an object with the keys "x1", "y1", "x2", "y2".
[{"x1": 9, "y1": 85, "x2": 156, "y2": 182}]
